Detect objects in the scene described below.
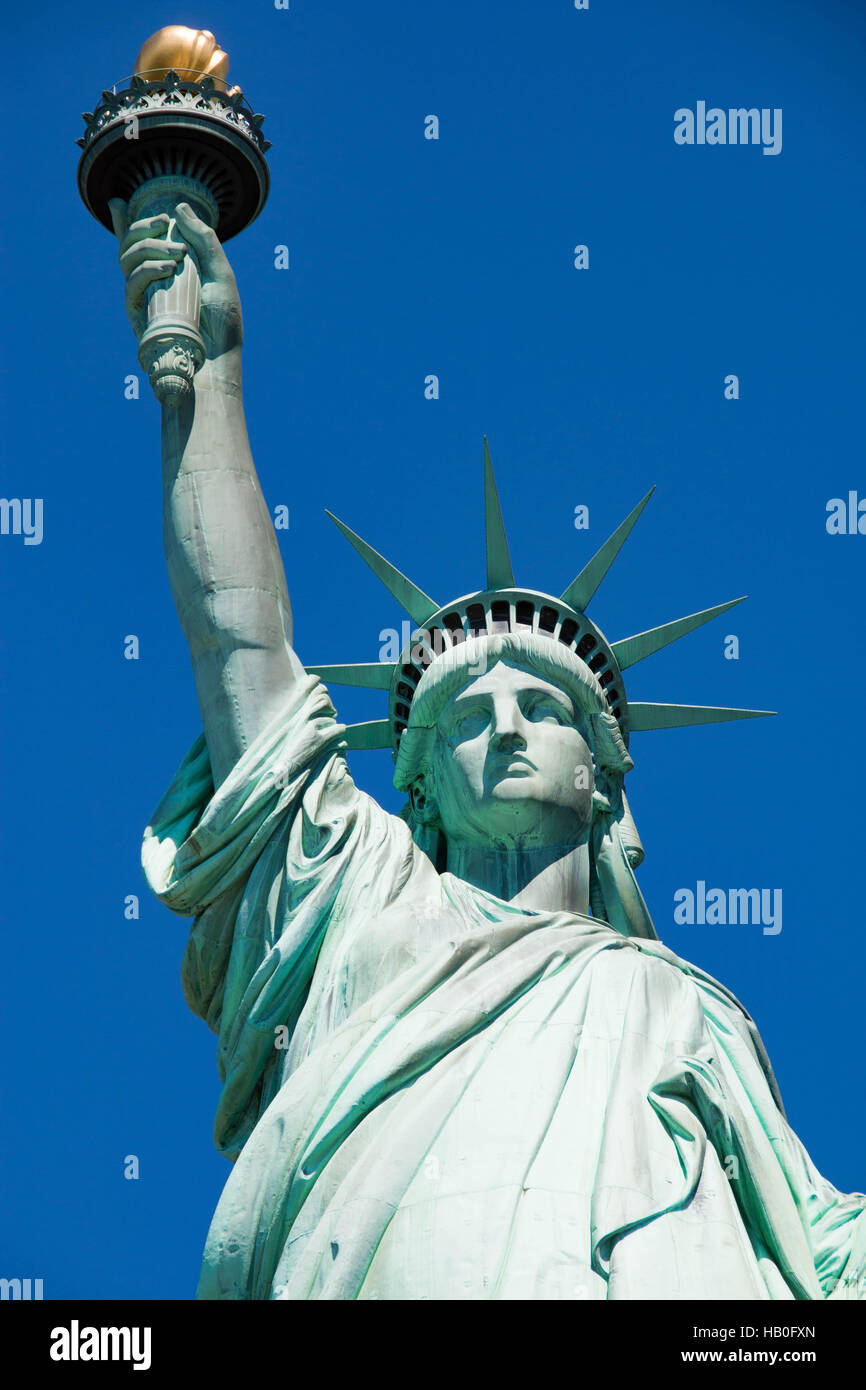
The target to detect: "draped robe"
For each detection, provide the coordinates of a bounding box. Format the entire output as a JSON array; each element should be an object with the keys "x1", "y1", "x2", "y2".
[{"x1": 143, "y1": 675, "x2": 866, "y2": 1300}]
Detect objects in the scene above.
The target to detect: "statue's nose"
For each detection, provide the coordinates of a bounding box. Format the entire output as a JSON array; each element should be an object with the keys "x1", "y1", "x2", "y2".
[{"x1": 489, "y1": 699, "x2": 526, "y2": 748}]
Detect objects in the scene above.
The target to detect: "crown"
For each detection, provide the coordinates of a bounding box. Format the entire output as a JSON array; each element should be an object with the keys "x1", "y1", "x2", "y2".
[{"x1": 305, "y1": 442, "x2": 774, "y2": 756}]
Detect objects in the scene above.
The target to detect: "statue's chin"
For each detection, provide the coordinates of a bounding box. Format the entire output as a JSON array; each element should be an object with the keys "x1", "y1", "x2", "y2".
[
  {"x1": 486, "y1": 772, "x2": 535, "y2": 794},
  {"x1": 461, "y1": 788, "x2": 587, "y2": 846},
  {"x1": 482, "y1": 784, "x2": 549, "y2": 823},
  {"x1": 484, "y1": 775, "x2": 573, "y2": 809}
]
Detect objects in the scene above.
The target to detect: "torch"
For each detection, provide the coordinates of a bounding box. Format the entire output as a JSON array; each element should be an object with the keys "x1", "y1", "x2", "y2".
[{"x1": 77, "y1": 26, "x2": 270, "y2": 406}]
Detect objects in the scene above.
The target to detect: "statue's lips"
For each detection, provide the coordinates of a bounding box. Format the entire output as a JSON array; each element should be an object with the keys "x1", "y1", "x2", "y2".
[{"x1": 486, "y1": 754, "x2": 537, "y2": 780}]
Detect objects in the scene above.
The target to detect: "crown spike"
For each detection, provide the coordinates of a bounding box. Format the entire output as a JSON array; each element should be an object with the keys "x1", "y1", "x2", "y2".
[
  {"x1": 629, "y1": 703, "x2": 776, "y2": 732},
  {"x1": 342, "y1": 719, "x2": 393, "y2": 750},
  {"x1": 611, "y1": 597, "x2": 747, "y2": 670},
  {"x1": 483, "y1": 438, "x2": 515, "y2": 589},
  {"x1": 325, "y1": 511, "x2": 439, "y2": 627},
  {"x1": 560, "y1": 487, "x2": 655, "y2": 612},
  {"x1": 305, "y1": 663, "x2": 395, "y2": 690}
]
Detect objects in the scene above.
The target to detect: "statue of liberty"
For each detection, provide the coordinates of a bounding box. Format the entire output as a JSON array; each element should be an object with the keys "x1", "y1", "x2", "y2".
[{"x1": 109, "y1": 188, "x2": 866, "y2": 1302}]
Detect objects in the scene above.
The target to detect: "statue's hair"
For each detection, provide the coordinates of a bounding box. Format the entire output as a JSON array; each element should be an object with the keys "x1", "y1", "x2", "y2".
[{"x1": 392, "y1": 633, "x2": 657, "y2": 938}]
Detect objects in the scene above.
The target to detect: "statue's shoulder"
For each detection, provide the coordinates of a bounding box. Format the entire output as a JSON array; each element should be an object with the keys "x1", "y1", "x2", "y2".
[
  {"x1": 595, "y1": 933, "x2": 755, "y2": 1028},
  {"x1": 628, "y1": 935, "x2": 743, "y2": 1004}
]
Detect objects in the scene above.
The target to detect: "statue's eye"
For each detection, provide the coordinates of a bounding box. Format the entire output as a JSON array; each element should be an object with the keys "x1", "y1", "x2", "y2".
[
  {"x1": 524, "y1": 693, "x2": 570, "y2": 723},
  {"x1": 448, "y1": 706, "x2": 489, "y2": 739}
]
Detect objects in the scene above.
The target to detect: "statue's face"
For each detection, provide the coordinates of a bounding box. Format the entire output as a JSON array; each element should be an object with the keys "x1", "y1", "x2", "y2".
[{"x1": 425, "y1": 659, "x2": 595, "y2": 848}]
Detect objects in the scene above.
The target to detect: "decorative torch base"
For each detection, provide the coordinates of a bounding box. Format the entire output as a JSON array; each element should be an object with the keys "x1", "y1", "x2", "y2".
[{"x1": 138, "y1": 330, "x2": 206, "y2": 407}]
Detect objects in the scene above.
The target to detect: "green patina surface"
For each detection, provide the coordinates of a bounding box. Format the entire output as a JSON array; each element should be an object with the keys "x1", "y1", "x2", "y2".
[{"x1": 102, "y1": 188, "x2": 865, "y2": 1301}]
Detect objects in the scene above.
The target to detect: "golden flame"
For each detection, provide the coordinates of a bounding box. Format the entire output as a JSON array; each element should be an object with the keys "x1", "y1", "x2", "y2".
[{"x1": 134, "y1": 26, "x2": 241, "y2": 95}]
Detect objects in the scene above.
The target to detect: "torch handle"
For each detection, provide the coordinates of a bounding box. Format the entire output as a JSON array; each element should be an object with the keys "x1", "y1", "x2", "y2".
[{"x1": 129, "y1": 176, "x2": 218, "y2": 407}]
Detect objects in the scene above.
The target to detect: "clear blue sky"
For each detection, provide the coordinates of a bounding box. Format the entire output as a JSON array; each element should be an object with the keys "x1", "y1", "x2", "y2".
[{"x1": 2, "y1": 0, "x2": 864, "y2": 1298}]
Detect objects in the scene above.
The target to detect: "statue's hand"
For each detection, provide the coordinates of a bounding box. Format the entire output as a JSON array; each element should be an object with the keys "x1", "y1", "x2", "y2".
[{"x1": 108, "y1": 198, "x2": 243, "y2": 361}]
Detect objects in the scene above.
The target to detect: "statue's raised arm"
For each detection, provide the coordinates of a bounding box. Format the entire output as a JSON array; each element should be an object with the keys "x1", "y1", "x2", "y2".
[{"x1": 110, "y1": 198, "x2": 302, "y2": 787}]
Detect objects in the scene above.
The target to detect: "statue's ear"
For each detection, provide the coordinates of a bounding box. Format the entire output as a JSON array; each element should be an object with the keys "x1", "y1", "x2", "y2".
[{"x1": 409, "y1": 776, "x2": 439, "y2": 826}]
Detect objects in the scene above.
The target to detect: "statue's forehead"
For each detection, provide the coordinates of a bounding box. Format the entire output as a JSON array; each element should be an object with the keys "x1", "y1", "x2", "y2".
[{"x1": 443, "y1": 658, "x2": 573, "y2": 702}]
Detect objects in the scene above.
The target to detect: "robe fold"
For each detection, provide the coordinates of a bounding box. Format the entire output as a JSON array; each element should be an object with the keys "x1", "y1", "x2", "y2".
[{"x1": 143, "y1": 676, "x2": 866, "y2": 1300}]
